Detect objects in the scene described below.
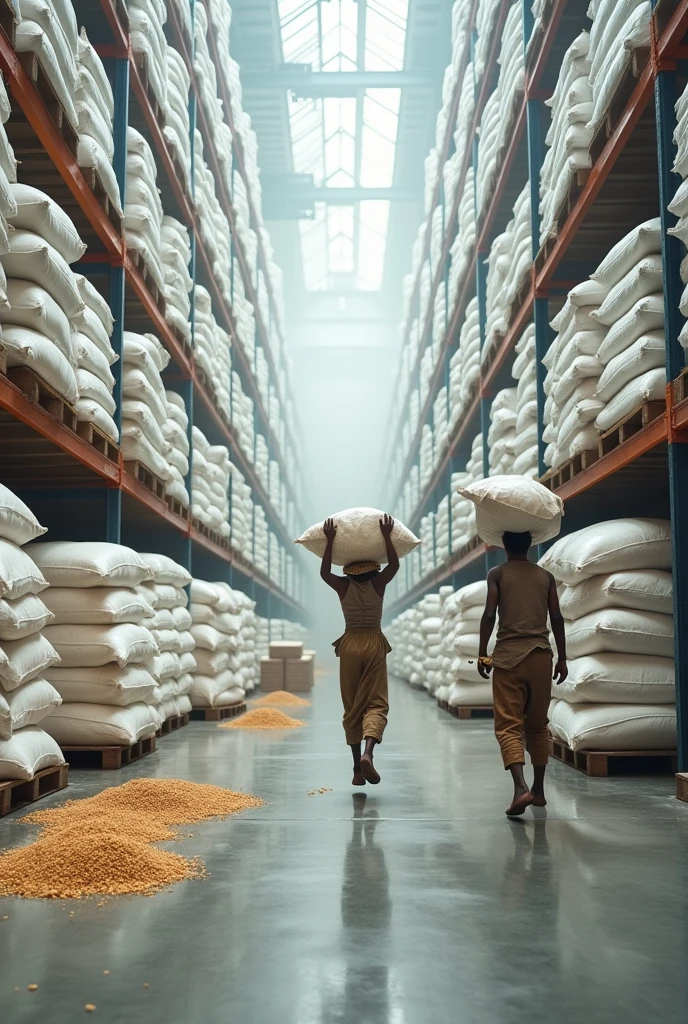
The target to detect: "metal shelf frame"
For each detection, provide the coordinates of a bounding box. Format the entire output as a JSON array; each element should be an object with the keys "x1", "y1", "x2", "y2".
[
  {"x1": 0, "y1": 1, "x2": 305, "y2": 621},
  {"x1": 386, "y1": 0, "x2": 688, "y2": 768}
]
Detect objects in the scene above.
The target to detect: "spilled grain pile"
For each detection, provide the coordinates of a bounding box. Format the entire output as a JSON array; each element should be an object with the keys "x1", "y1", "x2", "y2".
[
  {"x1": 0, "y1": 780, "x2": 263, "y2": 900},
  {"x1": 219, "y1": 708, "x2": 304, "y2": 730},
  {"x1": 253, "y1": 690, "x2": 310, "y2": 708}
]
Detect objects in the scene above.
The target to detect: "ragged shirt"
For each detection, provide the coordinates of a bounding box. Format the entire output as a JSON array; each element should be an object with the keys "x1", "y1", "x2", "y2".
[{"x1": 491, "y1": 560, "x2": 553, "y2": 670}]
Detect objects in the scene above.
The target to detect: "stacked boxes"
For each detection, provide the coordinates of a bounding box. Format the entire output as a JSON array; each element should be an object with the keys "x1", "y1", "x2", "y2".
[{"x1": 261, "y1": 641, "x2": 314, "y2": 693}]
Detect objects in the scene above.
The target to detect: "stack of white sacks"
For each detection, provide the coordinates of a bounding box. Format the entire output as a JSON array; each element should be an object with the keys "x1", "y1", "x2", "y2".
[
  {"x1": 586, "y1": 0, "x2": 652, "y2": 136},
  {"x1": 125, "y1": 128, "x2": 165, "y2": 299},
  {"x1": 487, "y1": 388, "x2": 518, "y2": 476},
  {"x1": 193, "y1": 130, "x2": 232, "y2": 304},
  {"x1": 15, "y1": 0, "x2": 79, "y2": 134},
  {"x1": 75, "y1": 29, "x2": 121, "y2": 215},
  {"x1": 447, "y1": 169, "x2": 477, "y2": 329},
  {"x1": 475, "y1": 1, "x2": 525, "y2": 222},
  {"x1": 163, "y1": 390, "x2": 190, "y2": 509},
  {"x1": 419, "y1": 596, "x2": 444, "y2": 695},
  {"x1": 191, "y1": 428, "x2": 230, "y2": 539},
  {"x1": 164, "y1": 47, "x2": 192, "y2": 196},
  {"x1": 188, "y1": 579, "x2": 247, "y2": 710},
  {"x1": 238, "y1": 591, "x2": 259, "y2": 694},
  {"x1": 670, "y1": 79, "x2": 688, "y2": 339},
  {"x1": 121, "y1": 330, "x2": 173, "y2": 486},
  {"x1": 483, "y1": 184, "x2": 531, "y2": 365},
  {"x1": 511, "y1": 323, "x2": 540, "y2": 477},
  {"x1": 435, "y1": 496, "x2": 450, "y2": 567},
  {"x1": 543, "y1": 219, "x2": 664, "y2": 471},
  {"x1": 129, "y1": 0, "x2": 168, "y2": 113},
  {"x1": 33, "y1": 542, "x2": 161, "y2": 747},
  {"x1": 0, "y1": 485, "x2": 64, "y2": 781},
  {"x1": 449, "y1": 297, "x2": 481, "y2": 435},
  {"x1": 139, "y1": 552, "x2": 194, "y2": 722},
  {"x1": 544, "y1": 519, "x2": 676, "y2": 751},
  {"x1": 73, "y1": 274, "x2": 119, "y2": 443},
  {"x1": 0, "y1": 77, "x2": 14, "y2": 261},
  {"x1": 162, "y1": 217, "x2": 193, "y2": 346},
  {"x1": 450, "y1": 433, "x2": 483, "y2": 552},
  {"x1": 232, "y1": 370, "x2": 256, "y2": 462},
  {"x1": 436, "y1": 581, "x2": 493, "y2": 708},
  {"x1": 419, "y1": 514, "x2": 435, "y2": 580},
  {"x1": 539, "y1": 32, "x2": 593, "y2": 249},
  {"x1": 194, "y1": 286, "x2": 232, "y2": 420},
  {"x1": 474, "y1": 0, "x2": 503, "y2": 83},
  {"x1": 230, "y1": 467, "x2": 254, "y2": 560},
  {"x1": 253, "y1": 506, "x2": 268, "y2": 575}
]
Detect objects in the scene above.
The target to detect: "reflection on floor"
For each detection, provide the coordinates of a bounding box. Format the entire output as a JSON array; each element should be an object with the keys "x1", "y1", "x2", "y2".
[{"x1": 0, "y1": 676, "x2": 686, "y2": 1023}]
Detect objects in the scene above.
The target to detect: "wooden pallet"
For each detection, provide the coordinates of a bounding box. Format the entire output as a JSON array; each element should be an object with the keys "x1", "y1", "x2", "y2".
[
  {"x1": 75, "y1": 420, "x2": 119, "y2": 464},
  {"x1": 0, "y1": 764, "x2": 68, "y2": 818},
  {"x1": 541, "y1": 399, "x2": 665, "y2": 492},
  {"x1": 129, "y1": 247, "x2": 165, "y2": 317},
  {"x1": 590, "y1": 47, "x2": 651, "y2": 166},
  {"x1": 436, "y1": 698, "x2": 450, "y2": 712},
  {"x1": 124, "y1": 460, "x2": 166, "y2": 500},
  {"x1": 17, "y1": 51, "x2": 79, "y2": 158},
  {"x1": 157, "y1": 712, "x2": 190, "y2": 737},
  {"x1": 7, "y1": 366, "x2": 77, "y2": 430},
  {"x1": 676, "y1": 772, "x2": 688, "y2": 803},
  {"x1": 61, "y1": 735, "x2": 157, "y2": 770},
  {"x1": 165, "y1": 494, "x2": 190, "y2": 521},
  {"x1": 549, "y1": 736, "x2": 677, "y2": 778},
  {"x1": 191, "y1": 703, "x2": 246, "y2": 722},
  {"x1": 80, "y1": 164, "x2": 123, "y2": 238},
  {"x1": 449, "y1": 705, "x2": 494, "y2": 720},
  {"x1": 192, "y1": 517, "x2": 230, "y2": 551},
  {"x1": 673, "y1": 367, "x2": 688, "y2": 405}
]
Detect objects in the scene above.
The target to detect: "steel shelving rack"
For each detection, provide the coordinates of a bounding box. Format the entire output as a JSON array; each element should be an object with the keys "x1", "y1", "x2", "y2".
[
  {"x1": 0, "y1": 0, "x2": 306, "y2": 622},
  {"x1": 384, "y1": 0, "x2": 688, "y2": 769}
]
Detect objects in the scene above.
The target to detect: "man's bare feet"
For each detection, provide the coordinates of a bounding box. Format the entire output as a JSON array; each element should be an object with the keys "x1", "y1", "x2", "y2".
[
  {"x1": 352, "y1": 771, "x2": 366, "y2": 786},
  {"x1": 360, "y1": 754, "x2": 380, "y2": 785},
  {"x1": 531, "y1": 792, "x2": 547, "y2": 807},
  {"x1": 506, "y1": 788, "x2": 533, "y2": 816}
]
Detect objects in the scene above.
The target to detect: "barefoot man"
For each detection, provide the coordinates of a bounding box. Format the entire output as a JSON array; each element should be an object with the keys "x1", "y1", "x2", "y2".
[
  {"x1": 320, "y1": 514, "x2": 399, "y2": 786},
  {"x1": 477, "y1": 530, "x2": 567, "y2": 816}
]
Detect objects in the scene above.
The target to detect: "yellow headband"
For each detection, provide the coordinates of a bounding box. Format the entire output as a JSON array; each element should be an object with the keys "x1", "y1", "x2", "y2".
[{"x1": 344, "y1": 561, "x2": 381, "y2": 576}]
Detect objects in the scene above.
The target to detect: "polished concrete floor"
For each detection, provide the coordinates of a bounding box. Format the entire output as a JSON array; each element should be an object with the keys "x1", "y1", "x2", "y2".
[{"x1": 1, "y1": 674, "x2": 687, "y2": 1023}]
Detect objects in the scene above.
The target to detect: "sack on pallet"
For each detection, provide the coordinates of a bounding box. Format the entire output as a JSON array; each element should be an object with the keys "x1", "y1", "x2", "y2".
[
  {"x1": 77, "y1": 27, "x2": 114, "y2": 114},
  {"x1": 590, "y1": 218, "x2": 662, "y2": 289},
  {"x1": 74, "y1": 398, "x2": 119, "y2": 443},
  {"x1": 2, "y1": 326, "x2": 79, "y2": 404},
  {"x1": 76, "y1": 308, "x2": 117, "y2": 364},
  {"x1": 0, "y1": 677, "x2": 62, "y2": 740},
  {"x1": 121, "y1": 367, "x2": 167, "y2": 424},
  {"x1": 42, "y1": 587, "x2": 154, "y2": 626},
  {"x1": 43, "y1": 700, "x2": 160, "y2": 745},
  {"x1": 540, "y1": 519, "x2": 672, "y2": 584},
  {"x1": 14, "y1": 21, "x2": 78, "y2": 130},
  {"x1": 447, "y1": 680, "x2": 493, "y2": 706},
  {"x1": 458, "y1": 476, "x2": 563, "y2": 546},
  {"x1": 138, "y1": 552, "x2": 191, "y2": 588},
  {"x1": 295, "y1": 507, "x2": 421, "y2": 565},
  {"x1": 211, "y1": 686, "x2": 245, "y2": 709},
  {"x1": 2, "y1": 280, "x2": 77, "y2": 365},
  {"x1": 9, "y1": 184, "x2": 86, "y2": 264},
  {"x1": 2, "y1": 230, "x2": 83, "y2": 317},
  {"x1": 595, "y1": 332, "x2": 665, "y2": 403},
  {"x1": 594, "y1": 366, "x2": 666, "y2": 433},
  {"x1": 548, "y1": 697, "x2": 676, "y2": 752},
  {"x1": 592, "y1": 254, "x2": 663, "y2": 328},
  {"x1": 76, "y1": 367, "x2": 116, "y2": 415},
  {"x1": 559, "y1": 569, "x2": 673, "y2": 619},
  {"x1": 565, "y1": 608, "x2": 674, "y2": 659},
  {"x1": 0, "y1": 592, "x2": 53, "y2": 641},
  {"x1": 0, "y1": 630, "x2": 60, "y2": 690},
  {"x1": 76, "y1": 135, "x2": 122, "y2": 212},
  {"x1": 46, "y1": 663, "x2": 158, "y2": 706},
  {"x1": 554, "y1": 653, "x2": 675, "y2": 704},
  {"x1": 121, "y1": 424, "x2": 172, "y2": 481},
  {"x1": 74, "y1": 274, "x2": 114, "y2": 336},
  {"x1": 77, "y1": 337, "x2": 115, "y2": 389},
  {"x1": 190, "y1": 623, "x2": 238, "y2": 653},
  {"x1": 42, "y1": 622, "x2": 158, "y2": 668},
  {"x1": 189, "y1": 669, "x2": 238, "y2": 707},
  {"x1": 0, "y1": 483, "x2": 47, "y2": 547},
  {"x1": 27, "y1": 541, "x2": 153, "y2": 589},
  {"x1": 0, "y1": 724, "x2": 65, "y2": 780},
  {"x1": 0, "y1": 538, "x2": 48, "y2": 601}
]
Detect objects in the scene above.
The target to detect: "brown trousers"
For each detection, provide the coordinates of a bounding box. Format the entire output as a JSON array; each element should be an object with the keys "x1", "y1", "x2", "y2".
[
  {"x1": 337, "y1": 632, "x2": 389, "y2": 745},
  {"x1": 492, "y1": 649, "x2": 552, "y2": 768}
]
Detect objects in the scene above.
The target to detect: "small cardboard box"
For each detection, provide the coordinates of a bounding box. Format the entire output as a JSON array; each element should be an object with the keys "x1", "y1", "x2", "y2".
[
  {"x1": 270, "y1": 641, "x2": 304, "y2": 660},
  {"x1": 285, "y1": 655, "x2": 314, "y2": 692},
  {"x1": 260, "y1": 657, "x2": 285, "y2": 691}
]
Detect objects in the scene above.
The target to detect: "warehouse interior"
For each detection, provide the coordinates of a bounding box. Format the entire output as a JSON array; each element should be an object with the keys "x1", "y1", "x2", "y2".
[{"x1": 1, "y1": 0, "x2": 688, "y2": 1021}]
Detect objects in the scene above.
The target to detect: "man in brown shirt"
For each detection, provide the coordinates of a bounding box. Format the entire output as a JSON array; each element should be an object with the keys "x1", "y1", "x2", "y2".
[{"x1": 478, "y1": 530, "x2": 567, "y2": 816}]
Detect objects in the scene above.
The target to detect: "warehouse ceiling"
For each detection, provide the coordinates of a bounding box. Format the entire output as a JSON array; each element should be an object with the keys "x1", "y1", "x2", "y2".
[{"x1": 230, "y1": 0, "x2": 451, "y2": 319}]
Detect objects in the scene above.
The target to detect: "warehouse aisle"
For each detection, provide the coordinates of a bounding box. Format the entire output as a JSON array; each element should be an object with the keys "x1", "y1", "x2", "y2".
[{"x1": 1, "y1": 677, "x2": 687, "y2": 1024}]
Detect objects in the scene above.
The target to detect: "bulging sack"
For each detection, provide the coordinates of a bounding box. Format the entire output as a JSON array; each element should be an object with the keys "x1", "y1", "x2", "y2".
[
  {"x1": 0, "y1": 725, "x2": 65, "y2": 780},
  {"x1": 295, "y1": 507, "x2": 421, "y2": 566},
  {"x1": 540, "y1": 518, "x2": 671, "y2": 584},
  {"x1": 458, "y1": 476, "x2": 563, "y2": 547}
]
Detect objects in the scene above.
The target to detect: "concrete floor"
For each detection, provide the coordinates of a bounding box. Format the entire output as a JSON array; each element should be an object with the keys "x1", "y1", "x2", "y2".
[{"x1": 1, "y1": 676, "x2": 687, "y2": 1023}]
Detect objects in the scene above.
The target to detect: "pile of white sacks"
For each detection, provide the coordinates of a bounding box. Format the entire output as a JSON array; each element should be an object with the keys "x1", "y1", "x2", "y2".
[
  {"x1": 121, "y1": 330, "x2": 174, "y2": 486},
  {"x1": 544, "y1": 518, "x2": 676, "y2": 751},
  {"x1": 138, "y1": 552, "x2": 194, "y2": 722},
  {"x1": 163, "y1": 390, "x2": 190, "y2": 508},
  {"x1": 125, "y1": 128, "x2": 165, "y2": 300},
  {"x1": 191, "y1": 427, "x2": 230, "y2": 539},
  {"x1": 435, "y1": 581, "x2": 493, "y2": 708},
  {"x1": 231, "y1": 466, "x2": 254, "y2": 561},
  {"x1": 0, "y1": 485, "x2": 64, "y2": 781},
  {"x1": 543, "y1": 218, "x2": 665, "y2": 472},
  {"x1": 129, "y1": 0, "x2": 169, "y2": 115},
  {"x1": 586, "y1": 0, "x2": 652, "y2": 136},
  {"x1": 483, "y1": 183, "x2": 531, "y2": 365},
  {"x1": 668, "y1": 79, "x2": 688, "y2": 343},
  {"x1": 387, "y1": 593, "x2": 442, "y2": 692},
  {"x1": 164, "y1": 46, "x2": 192, "y2": 196},
  {"x1": 162, "y1": 216, "x2": 193, "y2": 346},
  {"x1": 488, "y1": 388, "x2": 518, "y2": 476},
  {"x1": 511, "y1": 323, "x2": 540, "y2": 477},
  {"x1": 75, "y1": 28, "x2": 121, "y2": 215},
  {"x1": 35, "y1": 542, "x2": 162, "y2": 747},
  {"x1": 194, "y1": 284, "x2": 232, "y2": 420},
  {"x1": 188, "y1": 579, "x2": 256, "y2": 709}
]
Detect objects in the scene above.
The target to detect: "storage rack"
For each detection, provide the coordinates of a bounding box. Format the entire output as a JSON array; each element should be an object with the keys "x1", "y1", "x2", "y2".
[
  {"x1": 0, "y1": 0, "x2": 306, "y2": 622},
  {"x1": 383, "y1": 0, "x2": 688, "y2": 769}
]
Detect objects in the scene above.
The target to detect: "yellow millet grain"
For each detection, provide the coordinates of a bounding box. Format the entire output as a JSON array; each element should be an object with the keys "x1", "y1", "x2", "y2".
[
  {"x1": 253, "y1": 691, "x2": 310, "y2": 708},
  {"x1": 24, "y1": 779, "x2": 264, "y2": 831},
  {"x1": 219, "y1": 708, "x2": 304, "y2": 730}
]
